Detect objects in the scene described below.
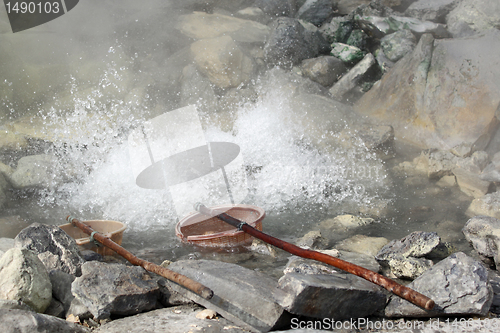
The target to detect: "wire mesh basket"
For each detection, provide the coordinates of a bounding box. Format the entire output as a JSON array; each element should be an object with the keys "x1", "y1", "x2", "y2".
[{"x1": 176, "y1": 204, "x2": 265, "y2": 247}]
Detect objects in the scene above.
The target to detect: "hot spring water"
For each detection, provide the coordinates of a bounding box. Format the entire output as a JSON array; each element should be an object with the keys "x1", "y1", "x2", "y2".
[{"x1": 0, "y1": 1, "x2": 473, "y2": 268}]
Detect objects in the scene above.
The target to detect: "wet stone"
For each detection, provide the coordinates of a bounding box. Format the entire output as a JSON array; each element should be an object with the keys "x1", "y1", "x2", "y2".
[
  {"x1": 297, "y1": 0, "x2": 336, "y2": 27},
  {"x1": 0, "y1": 309, "x2": 91, "y2": 333},
  {"x1": 467, "y1": 191, "x2": 500, "y2": 220},
  {"x1": 452, "y1": 168, "x2": 491, "y2": 198},
  {"x1": 264, "y1": 17, "x2": 330, "y2": 67},
  {"x1": 71, "y1": 261, "x2": 160, "y2": 320},
  {"x1": 320, "y1": 214, "x2": 375, "y2": 231},
  {"x1": 336, "y1": 234, "x2": 390, "y2": 257},
  {"x1": 14, "y1": 222, "x2": 84, "y2": 276},
  {"x1": 330, "y1": 43, "x2": 365, "y2": 64},
  {"x1": 329, "y1": 53, "x2": 377, "y2": 102},
  {"x1": 355, "y1": 15, "x2": 449, "y2": 39},
  {"x1": 463, "y1": 216, "x2": 500, "y2": 270},
  {"x1": 375, "y1": 231, "x2": 449, "y2": 279},
  {"x1": 300, "y1": 55, "x2": 347, "y2": 87},
  {"x1": 385, "y1": 252, "x2": 493, "y2": 317},
  {"x1": 405, "y1": 0, "x2": 460, "y2": 23},
  {"x1": 380, "y1": 29, "x2": 417, "y2": 62},
  {"x1": 8, "y1": 154, "x2": 65, "y2": 189}
]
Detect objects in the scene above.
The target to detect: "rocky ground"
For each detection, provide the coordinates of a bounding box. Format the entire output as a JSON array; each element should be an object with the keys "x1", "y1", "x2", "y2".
[{"x1": 2, "y1": 0, "x2": 500, "y2": 332}]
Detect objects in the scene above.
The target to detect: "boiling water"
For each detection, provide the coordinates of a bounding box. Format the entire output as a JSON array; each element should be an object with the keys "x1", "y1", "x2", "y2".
[{"x1": 0, "y1": 1, "x2": 474, "y2": 265}]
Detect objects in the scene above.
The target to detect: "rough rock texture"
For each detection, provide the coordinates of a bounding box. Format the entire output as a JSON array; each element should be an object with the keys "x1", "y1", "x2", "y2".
[
  {"x1": 355, "y1": 30, "x2": 500, "y2": 149},
  {"x1": 467, "y1": 191, "x2": 500, "y2": 219},
  {"x1": 94, "y1": 304, "x2": 247, "y2": 333},
  {"x1": 320, "y1": 214, "x2": 375, "y2": 230},
  {"x1": 264, "y1": 17, "x2": 330, "y2": 67},
  {"x1": 297, "y1": 0, "x2": 336, "y2": 27},
  {"x1": 300, "y1": 56, "x2": 347, "y2": 87},
  {"x1": 49, "y1": 270, "x2": 80, "y2": 316},
  {"x1": 405, "y1": 0, "x2": 460, "y2": 23},
  {"x1": 14, "y1": 223, "x2": 84, "y2": 276},
  {"x1": 254, "y1": 0, "x2": 297, "y2": 17},
  {"x1": 336, "y1": 235, "x2": 390, "y2": 257},
  {"x1": 0, "y1": 248, "x2": 52, "y2": 313},
  {"x1": 453, "y1": 167, "x2": 491, "y2": 198},
  {"x1": 385, "y1": 252, "x2": 493, "y2": 317},
  {"x1": 177, "y1": 11, "x2": 270, "y2": 43},
  {"x1": 446, "y1": 0, "x2": 500, "y2": 38},
  {"x1": 8, "y1": 154, "x2": 63, "y2": 189},
  {"x1": 0, "y1": 309, "x2": 91, "y2": 333},
  {"x1": 356, "y1": 15, "x2": 449, "y2": 39},
  {"x1": 463, "y1": 216, "x2": 500, "y2": 269},
  {"x1": 71, "y1": 262, "x2": 159, "y2": 320},
  {"x1": 191, "y1": 35, "x2": 254, "y2": 89},
  {"x1": 375, "y1": 231, "x2": 449, "y2": 279},
  {"x1": 278, "y1": 271, "x2": 387, "y2": 319},
  {"x1": 165, "y1": 259, "x2": 288, "y2": 333},
  {"x1": 329, "y1": 53, "x2": 376, "y2": 102},
  {"x1": 380, "y1": 29, "x2": 417, "y2": 62}
]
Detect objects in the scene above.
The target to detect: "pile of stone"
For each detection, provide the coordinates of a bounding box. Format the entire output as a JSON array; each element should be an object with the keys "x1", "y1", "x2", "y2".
[{"x1": 1, "y1": 214, "x2": 500, "y2": 332}]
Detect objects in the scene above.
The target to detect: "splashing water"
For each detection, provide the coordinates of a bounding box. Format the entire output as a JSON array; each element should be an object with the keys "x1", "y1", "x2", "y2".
[{"x1": 30, "y1": 67, "x2": 391, "y2": 233}]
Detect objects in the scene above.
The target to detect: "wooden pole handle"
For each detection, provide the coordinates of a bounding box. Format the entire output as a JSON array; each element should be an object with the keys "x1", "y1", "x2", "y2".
[{"x1": 66, "y1": 216, "x2": 213, "y2": 300}]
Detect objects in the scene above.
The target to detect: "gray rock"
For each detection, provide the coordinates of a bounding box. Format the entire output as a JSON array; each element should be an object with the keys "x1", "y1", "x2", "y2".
[
  {"x1": 456, "y1": 150, "x2": 490, "y2": 174},
  {"x1": 177, "y1": 11, "x2": 270, "y2": 43},
  {"x1": 278, "y1": 271, "x2": 387, "y2": 319},
  {"x1": 8, "y1": 154, "x2": 64, "y2": 189},
  {"x1": 413, "y1": 149, "x2": 458, "y2": 179},
  {"x1": 180, "y1": 64, "x2": 218, "y2": 112},
  {"x1": 49, "y1": 270, "x2": 78, "y2": 314},
  {"x1": 264, "y1": 17, "x2": 330, "y2": 67},
  {"x1": 481, "y1": 152, "x2": 500, "y2": 182},
  {"x1": 320, "y1": 214, "x2": 375, "y2": 231},
  {"x1": 463, "y1": 216, "x2": 500, "y2": 269},
  {"x1": 376, "y1": 231, "x2": 449, "y2": 279},
  {"x1": 375, "y1": 48, "x2": 396, "y2": 73},
  {"x1": 356, "y1": 29, "x2": 500, "y2": 150},
  {"x1": 254, "y1": 0, "x2": 297, "y2": 17},
  {"x1": 380, "y1": 29, "x2": 417, "y2": 62},
  {"x1": 318, "y1": 16, "x2": 350, "y2": 44},
  {"x1": 0, "y1": 309, "x2": 91, "y2": 333},
  {"x1": 0, "y1": 299, "x2": 33, "y2": 311},
  {"x1": 405, "y1": 0, "x2": 460, "y2": 23},
  {"x1": 71, "y1": 262, "x2": 159, "y2": 320},
  {"x1": 165, "y1": 259, "x2": 288, "y2": 333},
  {"x1": 44, "y1": 297, "x2": 65, "y2": 318},
  {"x1": 385, "y1": 252, "x2": 493, "y2": 317},
  {"x1": 446, "y1": 0, "x2": 500, "y2": 38},
  {"x1": 300, "y1": 56, "x2": 347, "y2": 87},
  {"x1": 15, "y1": 223, "x2": 84, "y2": 276},
  {"x1": 489, "y1": 269, "x2": 500, "y2": 313},
  {"x1": 356, "y1": 15, "x2": 449, "y2": 39},
  {"x1": 295, "y1": 230, "x2": 327, "y2": 249},
  {"x1": 336, "y1": 235, "x2": 390, "y2": 257},
  {"x1": 191, "y1": 35, "x2": 254, "y2": 89},
  {"x1": 297, "y1": 0, "x2": 336, "y2": 27},
  {"x1": 330, "y1": 43, "x2": 366, "y2": 64},
  {"x1": 0, "y1": 248, "x2": 52, "y2": 313},
  {"x1": 467, "y1": 191, "x2": 500, "y2": 220},
  {"x1": 450, "y1": 142, "x2": 473, "y2": 158},
  {"x1": 453, "y1": 168, "x2": 491, "y2": 198},
  {"x1": 357, "y1": 124, "x2": 395, "y2": 150},
  {"x1": 94, "y1": 304, "x2": 248, "y2": 333},
  {"x1": 329, "y1": 53, "x2": 377, "y2": 102}
]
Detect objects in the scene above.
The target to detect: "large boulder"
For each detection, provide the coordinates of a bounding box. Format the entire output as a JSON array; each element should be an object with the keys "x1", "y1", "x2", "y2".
[
  {"x1": 15, "y1": 223, "x2": 84, "y2": 276},
  {"x1": 405, "y1": 0, "x2": 460, "y2": 23},
  {"x1": 385, "y1": 252, "x2": 493, "y2": 317},
  {"x1": 165, "y1": 259, "x2": 288, "y2": 332},
  {"x1": 446, "y1": 0, "x2": 500, "y2": 38},
  {"x1": 71, "y1": 262, "x2": 159, "y2": 320},
  {"x1": 177, "y1": 11, "x2": 270, "y2": 43},
  {"x1": 191, "y1": 35, "x2": 254, "y2": 89},
  {"x1": 355, "y1": 30, "x2": 500, "y2": 149},
  {"x1": 0, "y1": 248, "x2": 52, "y2": 313},
  {"x1": 463, "y1": 216, "x2": 500, "y2": 269},
  {"x1": 264, "y1": 17, "x2": 330, "y2": 67}
]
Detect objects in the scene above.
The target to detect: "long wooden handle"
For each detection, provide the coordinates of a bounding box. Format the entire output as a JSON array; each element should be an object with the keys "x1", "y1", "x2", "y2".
[
  {"x1": 66, "y1": 216, "x2": 213, "y2": 300},
  {"x1": 195, "y1": 204, "x2": 435, "y2": 310}
]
